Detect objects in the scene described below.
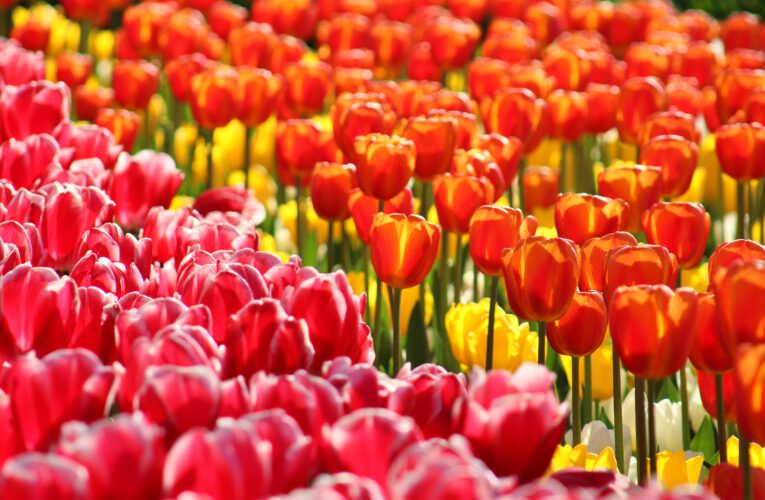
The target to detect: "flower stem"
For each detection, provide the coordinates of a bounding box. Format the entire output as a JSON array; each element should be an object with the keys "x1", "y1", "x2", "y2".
[
  {"x1": 613, "y1": 352, "x2": 625, "y2": 474},
  {"x1": 341, "y1": 220, "x2": 351, "y2": 272},
  {"x1": 737, "y1": 181, "x2": 746, "y2": 239},
  {"x1": 244, "y1": 127, "x2": 255, "y2": 190},
  {"x1": 486, "y1": 275, "x2": 499, "y2": 370},
  {"x1": 716, "y1": 373, "x2": 727, "y2": 463},
  {"x1": 295, "y1": 178, "x2": 303, "y2": 256},
  {"x1": 363, "y1": 244, "x2": 370, "y2": 325},
  {"x1": 537, "y1": 321, "x2": 546, "y2": 365},
  {"x1": 327, "y1": 221, "x2": 334, "y2": 273},
  {"x1": 647, "y1": 379, "x2": 657, "y2": 475},
  {"x1": 389, "y1": 286, "x2": 402, "y2": 375},
  {"x1": 203, "y1": 128, "x2": 214, "y2": 189},
  {"x1": 572, "y1": 356, "x2": 581, "y2": 445},
  {"x1": 635, "y1": 377, "x2": 648, "y2": 486},
  {"x1": 742, "y1": 433, "x2": 753, "y2": 500},
  {"x1": 680, "y1": 366, "x2": 691, "y2": 450},
  {"x1": 453, "y1": 235, "x2": 463, "y2": 303},
  {"x1": 518, "y1": 157, "x2": 526, "y2": 210},
  {"x1": 79, "y1": 20, "x2": 90, "y2": 54},
  {"x1": 583, "y1": 355, "x2": 593, "y2": 423}
]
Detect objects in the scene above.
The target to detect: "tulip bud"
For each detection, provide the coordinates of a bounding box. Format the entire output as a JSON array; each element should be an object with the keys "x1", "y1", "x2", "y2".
[
  {"x1": 717, "y1": 260, "x2": 765, "y2": 352},
  {"x1": 310, "y1": 162, "x2": 357, "y2": 221},
  {"x1": 400, "y1": 115, "x2": 456, "y2": 181},
  {"x1": 522, "y1": 166, "x2": 560, "y2": 214},
  {"x1": 354, "y1": 133, "x2": 415, "y2": 201},
  {"x1": 639, "y1": 134, "x2": 699, "y2": 198},
  {"x1": 433, "y1": 173, "x2": 496, "y2": 235},
  {"x1": 547, "y1": 291, "x2": 608, "y2": 357},
  {"x1": 597, "y1": 165, "x2": 662, "y2": 233},
  {"x1": 708, "y1": 239, "x2": 765, "y2": 293},
  {"x1": 229, "y1": 22, "x2": 274, "y2": 68},
  {"x1": 469, "y1": 205, "x2": 537, "y2": 276},
  {"x1": 347, "y1": 187, "x2": 414, "y2": 245},
  {"x1": 95, "y1": 109, "x2": 140, "y2": 153},
  {"x1": 603, "y1": 244, "x2": 678, "y2": 302},
  {"x1": 714, "y1": 123, "x2": 765, "y2": 181},
  {"x1": 734, "y1": 344, "x2": 765, "y2": 446},
  {"x1": 113, "y1": 59, "x2": 160, "y2": 111},
  {"x1": 617, "y1": 77, "x2": 667, "y2": 144},
  {"x1": 554, "y1": 193, "x2": 630, "y2": 244},
  {"x1": 189, "y1": 66, "x2": 239, "y2": 130},
  {"x1": 641, "y1": 202, "x2": 710, "y2": 269},
  {"x1": 690, "y1": 294, "x2": 734, "y2": 374},
  {"x1": 55, "y1": 52, "x2": 93, "y2": 91}
]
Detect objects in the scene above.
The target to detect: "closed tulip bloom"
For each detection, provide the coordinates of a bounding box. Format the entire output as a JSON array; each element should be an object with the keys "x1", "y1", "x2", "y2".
[
  {"x1": 267, "y1": 35, "x2": 307, "y2": 75},
  {"x1": 502, "y1": 236, "x2": 579, "y2": 322},
  {"x1": 640, "y1": 134, "x2": 699, "y2": 198},
  {"x1": 112, "y1": 59, "x2": 160, "y2": 111},
  {"x1": 407, "y1": 41, "x2": 441, "y2": 82},
  {"x1": 690, "y1": 294, "x2": 734, "y2": 373},
  {"x1": 475, "y1": 134, "x2": 523, "y2": 186},
  {"x1": 370, "y1": 213, "x2": 440, "y2": 289},
  {"x1": 208, "y1": 1, "x2": 247, "y2": 40},
  {"x1": 0, "y1": 81, "x2": 70, "y2": 143},
  {"x1": 467, "y1": 57, "x2": 511, "y2": 102},
  {"x1": 482, "y1": 31, "x2": 538, "y2": 65},
  {"x1": 745, "y1": 87, "x2": 765, "y2": 124},
  {"x1": 717, "y1": 260, "x2": 765, "y2": 351},
  {"x1": 554, "y1": 193, "x2": 630, "y2": 245},
  {"x1": 0, "y1": 134, "x2": 59, "y2": 191},
  {"x1": 637, "y1": 110, "x2": 698, "y2": 145},
  {"x1": 433, "y1": 174, "x2": 496, "y2": 235},
  {"x1": 523, "y1": 166, "x2": 560, "y2": 213},
  {"x1": 424, "y1": 16, "x2": 481, "y2": 71},
  {"x1": 547, "y1": 90, "x2": 589, "y2": 143},
  {"x1": 616, "y1": 77, "x2": 667, "y2": 144},
  {"x1": 251, "y1": 0, "x2": 317, "y2": 40},
  {"x1": 0, "y1": 454, "x2": 91, "y2": 499},
  {"x1": 708, "y1": 239, "x2": 765, "y2": 292},
  {"x1": 625, "y1": 43, "x2": 670, "y2": 81},
  {"x1": 310, "y1": 162, "x2": 357, "y2": 221},
  {"x1": 370, "y1": 20, "x2": 412, "y2": 79},
  {"x1": 229, "y1": 22, "x2": 274, "y2": 68},
  {"x1": 427, "y1": 110, "x2": 478, "y2": 151},
  {"x1": 715, "y1": 68, "x2": 765, "y2": 122},
  {"x1": 642, "y1": 202, "x2": 710, "y2": 269},
  {"x1": 586, "y1": 83, "x2": 619, "y2": 134},
  {"x1": 542, "y1": 46, "x2": 590, "y2": 92},
  {"x1": 95, "y1": 108, "x2": 140, "y2": 152},
  {"x1": 400, "y1": 116, "x2": 455, "y2": 181},
  {"x1": 74, "y1": 86, "x2": 114, "y2": 123},
  {"x1": 697, "y1": 370, "x2": 736, "y2": 422},
  {"x1": 275, "y1": 119, "x2": 330, "y2": 181},
  {"x1": 165, "y1": 54, "x2": 214, "y2": 104},
  {"x1": 666, "y1": 77, "x2": 703, "y2": 117},
  {"x1": 610, "y1": 285, "x2": 697, "y2": 379},
  {"x1": 678, "y1": 41, "x2": 717, "y2": 88},
  {"x1": 720, "y1": 12, "x2": 761, "y2": 52},
  {"x1": 354, "y1": 133, "x2": 415, "y2": 201},
  {"x1": 714, "y1": 123, "x2": 765, "y2": 181},
  {"x1": 734, "y1": 344, "x2": 765, "y2": 446},
  {"x1": 347, "y1": 187, "x2": 413, "y2": 245},
  {"x1": 469, "y1": 205, "x2": 537, "y2": 276},
  {"x1": 283, "y1": 61, "x2": 333, "y2": 117},
  {"x1": 11, "y1": 19, "x2": 49, "y2": 53},
  {"x1": 189, "y1": 66, "x2": 239, "y2": 130},
  {"x1": 55, "y1": 52, "x2": 92, "y2": 91},
  {"x1": 331, "y1": 93, "x2": 397, "y2": 161},
  {"x1": 597, "y1": 165, "x2": 662, "y2": 232},
  {"x1": 547, "y1": 291, "x2": 608, "y2": 357},
  {"x1": 236, "y1": 68, "x2": 282, "y2": 128},
  {"x1": 483, "y1": 87, "x2": 548, "y2": 152},
  {"x1": 451, "y1": 149, "x2": 506, "y2": 202},
  {"x1": 507, "y1": 63, "x2": 553, "y2": 99},
  {"x1": 603, "y1": 244, "x2": 678, "y2": 302},
  {"x1": 579, "y1": 232, "x2": 639, "y2": 292}
]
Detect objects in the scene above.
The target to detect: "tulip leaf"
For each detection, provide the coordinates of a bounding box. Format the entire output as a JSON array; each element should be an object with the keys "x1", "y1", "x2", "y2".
[
  {"x1": 657, "y1": 377, "x2": 681, "y2": 403},
  {"x1": 406, "y1": 302, "x2": 429, "y2": 368},
  {"x1": 690, "y1": 416, "x2": 717, "y2": 463}
]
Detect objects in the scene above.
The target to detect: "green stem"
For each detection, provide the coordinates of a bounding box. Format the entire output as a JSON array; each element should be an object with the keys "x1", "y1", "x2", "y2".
[
  {"x1": 716, "y1": 373, "x2": 728, "y2": 463},
  {"x1": 486, "y1": 275, "x2": 499, "y2": 370},
  {"x1": 537, "y1": 322, "x2": 546, "y2": 365},
  {"x1": 419, "y1": 181, "x2": 430, "y2": 218},
  {"x1": 144, "y1": 111, "x2": 153, "y2": 151},
  {"x1": 453, "y1": 234, "x2": 463, "y2": 303},
  {"x1": 295, "y1": 178, "x2": 303, "y2": 256},
  {"x1": 436, "y1": 231, "x2": 449, "y2": 361},
  {"x1": 680, "y1": 366, "x2": 691, "y2": 450},
  {"x1": 78, "y1": 20, "x2": 90, "y2": 54},
  {"x1": 373, "y1": 272, "x2": 384, "y2": 355},
  {"x1": 244, "y1": 127, "x2": 255, "y2": 190},
  {"x1": 560, "y1": 143, "x2": 568, "y2": 193},
  {"x1": 341, "y1": 219, "x2": 351, "y2": 271},
  {"x1": 203, "y1": 128, "x2": 214, "y2": 189},
  {"x1": 327, "y1": 221, "x2": 334, "y2": 273},
  {"x1": 737, "y1": 181, "x2": 746, "y2": 240},
  {"x1": 742, "y1": 433, "x2": 753, "y2": 500},
  {"x1": 572, "y1": 356, "x2": 581, "y2": 445},
  {"x1": 363, "y1": 244, "x2": 370, "y2": 325},
  {"x1": 518, "y1": 157, "x2": 527, "y2": 211},
  {"x1": 635, "y1": 377, "x2": 648, "y2": 486},
  {"x1": 583, "y1": 355, "x2": 593, "y2": 424},
  {"x1": 648, "y1": 379, "x2": 657, "y2": 475},
  {"x1": 613, "y1": 352, "x2": 625, "y2": 474},
  {"x1": 389, "y1": 286, "x2": 402, "y2": 375}
]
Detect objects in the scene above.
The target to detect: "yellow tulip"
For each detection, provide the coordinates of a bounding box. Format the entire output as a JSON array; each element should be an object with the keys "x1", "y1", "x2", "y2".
[
  {"x1": 169, "y1": 195, "x2": 194, "y2": 211},
  {"x1": 699, "y1": 135, "x2": 737, "y2": 213},
  {"x1": 366, "y1": 277, "x2": 434, "y2": 337},
  {"x1": 91, "y1": 30, "x2": 115, "y2": 61},
  {"x1": 258, "y1": 232, "x2": 290, "y2": 262},
  {"x1": 148, "y1": 95, "x2": 167, "y2": 141},
  {"x1": 250, "y1": 116, "x2": 277, "y2": 173},
  {"x1": 174, "y1": 123, "x2": 199, "y2": 170},
  {"x1": 560, "y1": 343, "x2": 615, "y2": 401},
  {"x1": 549, "y1": 444, "x2": 619, "y2": 473},
  {"x1": 655, "y1": 451, "x2": 704, "y2": 490},
  {"x1": 675, "y1": 165, "x2": 706, "y2": 204},
  {"x1": 526, "y1": 138, "x2": 563, "y2": 168},
  {"x1": 681, "y1": 262, "x2": 709, "y2": 293},
  {"x1": 446, "y1": 299, "x2": 537, "y2": 372},
  {"x1": 444, "y1": 70, "x2": 466, "y2": 92},
  {"x1": 726, "y1": 436, "x2": 765, "y2": 470},
  {"x1": 228, "y1": 164, "x2": 277, "y2": 214}
]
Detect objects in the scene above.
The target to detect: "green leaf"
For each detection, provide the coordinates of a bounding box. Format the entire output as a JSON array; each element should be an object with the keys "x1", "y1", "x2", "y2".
[
  {"x1": 657, "y1": 377, "x2": 681, "y2": 403},
  {"x1": 406, "y1": 302, "x2": 429, "y2": 368},
  {"x1": 303, "y1": 231, "x2": 317, "y2": 268},
  {"x1": 691, "y1": 416, "x2": 717, "y2": 463}
]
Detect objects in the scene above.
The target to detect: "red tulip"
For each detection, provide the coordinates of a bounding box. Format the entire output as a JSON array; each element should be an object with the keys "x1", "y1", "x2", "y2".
[
  {"x1": 11, "y1": 19, "x2": 49, "y2": 53},
  {"x1": 522, "y1": 166, "x2": 560, "y2": 213},
  {"x1": 400, "y1": 115, "x2": 456, "y2": 181},
  {"x1": 0, "y1": 454, "x2": 91, "y2": 499},
  {"x1": 547, "y1": 291, "x2": 608, "y2": 357},
  {"x1": 429, "y1": 110, "x2": 479, "y2": 151},
  {"x1": 469, "y1": 205, "x2": 537, "y2": 276},
  {"x1": 451, "y1": 148, "x2": 506, "y2": 199},
  {"x1": 542, "y1": 46, "x2": 590, "y2": 92},
  {"x1": 609, "y1": 284, "x2": 698, "y2": 379},
  {"x1": 625, "y1": 43, "x2": 670, "y2": 81},
  {"x1": 715, "y1": 68, "x2": 765, "y2": 122},
  {"x1": 424, "y1": 16, "x2": 481, "y2": 71},
  {"x1": 283, "y1": 61, "x2": 333, "y2": 117},
  {"x1": 0, "y1": 81, "x2": 70, "y2": 142},
  {"x1": 165, "y1": 53, "x2": 214, "y2": 104},
  {"x1": 55, "y1": 52, "x2": 93, "y2": 90},
  {"x1": 347, "y1": 187, "x2": 413, "y2": 245},
  {"x1": 547, "y1": 90, "x2": 589, "y2": 143},
  {"x1": 475, "y1": 133, "x2": 523, "y2": 187},
  {"x1": 554, "y1": 193, "x2": 630, "y2": 244},
  {"x1": 717, "y1": 260, "x2": 765, "y2": 351},
  {"x1": 141, "y1": 207, "x2": 200, "y2": 264},
  {"x1": 191, "y1": 186, "x2": 265, "y2": 225},
  {"x1": 666, "y1": 76, "x2": 703, "y2": 117},
  {"x1": 310, "y1": 162, "x2": 357, "y2": 221},
  {"x1": 641, "y1": 202, "x2": 710, "y2": 269},
  {"x1": 678, "y1": 41, "x2": 717, "y2": 88},
  {"x1": 459, "y1": 364, "x2": 569, "y2": 481},
  {"x1": 157, "y1": 9, "x2": 210, "y2": 62},
  {"x1": 122, "y1": 2, "x2": 178, "y2": 57},
  {"x1": 234, "y1": 67, "x2": 282, "y2": 128},
  {"x1": 433, "y1": 173, "x2": 496, "y2": 234},
  {"x1": 189, "y1": 66, "x2": 239, "y2": 130},
  {"x1": 734, "y1": 344, "x2": 765, "y2": 445},
  {"x1": 637, "y1": 110, "x2": 698, "y2": 145},
  {"x1": 603, "y1": 244, "x2": 678, "y2": 302},
  {"x1": 708, "y1": 464, "x2": 765, "y2": 500},
  {"x1": 0, "y1": 134, "x2": 59, "y2": 190},
  {"x1": 330, "y1": 93, "x2": 397, "y2": 161},
  {"x1": 370, "y1": 20, "x2": 413, "y2": 79},
  {"x1": 267, "y1": 34, "x2": 307, "y2": 75},
  {"x1": 707, "y1": 239, "x2": 765, "y2": 293},
  {"x1": 616, "y1": 76, "x2": 667, "y2": 144},
  {"x1": 60, "y1": 0, "x2": 109, "y2": 25},
  {"x1": 696, "y1": 370, "x2": 736, "y2": 422},
  {"x1": 483, "y1": 87, "x2": 548, "y2": 152},
  {"x1": 502, "y1": 236, "x2": 580, "y2": 322},
  {"x1": 174, "y1": 221, "x2": 258, "y2": 263},
  {"x1": 690, "y1": 294, "x2": 734, "y2": 373},
  {"x1": 506, "y1": 63, "x2": 553, "y2": 99},
  {"x1": 467, "y1": 57, "x2": 511, "y2": 102},
  {"x1": 354, "y1": 133, "x2": 415, "y2": 201},
  {"x1": 208, "y1": 1, "x2": 247, "y2": 40},
  {"x1": 55, "y1": 414, "x2": 165, "y2": 500},
  {"x1": 73, "y1": 86, "x2": 114, "y2": 123},
  {"x1": 714, "y1": 123, "x2": 765, "y2": 181},
  {"x1": 597, "y1": 165, "x2": 662, "y2": 233},
  {"x1": 720, "y1": 12, "x2": 761, "y2": 51},
  {"x1": 0, "y1": 220, "x2": 43, "y2": 266},
  {"x1": 112, "y1": 59, "x2": 160, "y2": 111},
  {"x1": 639, "y1": 134, "x2": 699, "y2": 198},
  {"x1": 95, "y1": 108, "x2": 140, "y2": 152}
]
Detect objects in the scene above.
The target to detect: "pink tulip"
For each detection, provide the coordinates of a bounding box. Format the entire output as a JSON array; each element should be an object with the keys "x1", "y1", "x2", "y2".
[
  {"x1": 0, "y1": 220, "x2": 43, "y2": 265},
  {"x1": 174, "y1": 221, "x2": 258, "y2": 263},
  {"x1": 193, "y1": 185, "x2": 266, "y2": 226},
  {"x1": 70, "y1": 252, "x2": 146, "y2": 296},
  {"x1": 54, "y1": 121, "x2": 122, "y2": 170},
  {"x1": 68, "y1": 286, "x2": 118, "y2": 363},
  {"x1": 76, "y1": 223, "x2": 153, "y2": 278},
  {"x1": 0, "y1": 453, "x2": 91, "y2": 499},
  {"x1": 0, "y1": 242, "x2": 19, "y2": 273},
  {"x1": 323, "y1": 356, "x2": 407, "y2": 412},
  {"x1": 36, "y1": 158, "x2": 110, "y2": 190},
  {"x1": 290, "y1": 473, "x2": 386, "y2": 499},
  {"x1": 219, "y1": 376, "x2": 251, "y2": 418},
  {"x1": 1, "y1": 185, "x2": 44, "y2": 225},
  {"x1": 0, "y1": 134, "x2": 59, "y2": 189},
  {"x1": 109, "y1": 151, "x2": 184, "y2": 231},
  {"x1": 0, "y1": 81, "x2": 69, "y2": 141},
  {"x1": 0, "y1": 390, "x2": 20, "y2": 466},
  {"x1": 0, "y1": 43, "x2": 45, "y2": 86},
  {"x1": 141, "y1": 206, "x2": 201, "y2": 263}
]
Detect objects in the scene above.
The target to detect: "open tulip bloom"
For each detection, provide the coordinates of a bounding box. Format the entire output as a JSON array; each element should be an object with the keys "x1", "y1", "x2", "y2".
[{"x1": 3, "y1": 1, "x2": 765, "y2": 498}]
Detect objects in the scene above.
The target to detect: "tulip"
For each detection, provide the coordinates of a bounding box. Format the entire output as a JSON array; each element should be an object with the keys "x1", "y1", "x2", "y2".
[
  {"x1": 708, "y1": 463, "x2": 765, "y2": 500},
  {"x1": 547, "y1": 90, "x2": 589, "y2": 143},
  {"x1": 0, "y1": 81, "x2": 70, "y2": 142},
  {"x1": 469, "y1": 206, "x2": 537, "y2": 277},
  {"x1": 697, "y1": 369, "x2": 736, "y2": 423},
  {"x1": 112, "y1": 59, "x2": 160, "y2": 111},
  {"x1": 61, "y1": 0, "x2": 109, "y2": 26},
  {"x1": 641, "y1": 202, "x2": 710, "y2": 269},
  {"x1": 0, "y1": 220, "x2": 43, "y2": 266},
  {"x1": 10, "y1": 19, "x2": 49, "y2": 53},
  {"x1": 603, "y1": 244, "x2": 678, "y2": 302},
  {"x1": 122, "y1": 2, "x2": 175, "y2": 58},
  {"x1": 639, "y1": 134, "x2": 699, "y2": 198},
  {"x1": 547, "y1": 291, "x2": 608, "y2": 358},
  {"x1": 310, "y1": 162, "x2": 357, "y2": 222},
  {"x1": 483, "y1": 87, "x2": 548, "y2": 152},
  {"x1": 354, "y1": 133, "x2": 415, "y2": 201},
  {"x1": 55, "y1": 52, "x2": 92, "y2": 91},
  {"x1": 95, "y1": 108, "x2": 140, "y2": 152},
  {"x1": 616, "y1": 77, "x2": 667, "y2": 145},
  {"x1": 625, "y1": 43, "x2": 670, "y2": 81},
  {"x1": 228, "y1": 22, "x2": 274, "y2": 68},
  {"x1": 507, "y1": 63, "x2": 553, "y2": 100},
  {"x1": 715, "y1": 68, "x2": 765, "y2": 123},
  {"x1": 0, "y1": 134, "x2": 59, "y2": 191},
  {"x1": 174, "y1": 221, "x2": 258, "y2": 264},
  {"x1": 542, "y1": 46, "x2": 590, "y2": 91},
  {"x1": 451, "y1": 148, "x2": 506, "y2": 200},
  {"x1": 467, "y1": 57, "x2": 512, "y2": 103},
  {"x1": 208, "y1": 1, "x2": 247, "y2": 40},
  {"x1": 109, "y1": 151, "x2": 184, "y2": 231},
  {"x1": 276, "y1": 119, "x2": 332, "y2": 184},
  {"x1": 637, "y1": 110, "x2": 698, "y2": 145},
  {"x1": 475, "y1": 134, "x2": 523, "y2": 189},
  {"x1": 522, "y1": 166, "x2": 560, "y2": 214},
  {"x1": 0, "y1": 44, "x2": 44, "y2": 87},
  {"x1": 235, "y1": 67, "x2": 282, "y2": 128},
  {"x1": 74, "y1": 86, "x2": 114, "y2": 123},
  {"x1": 586, "y1": 84, "x2": 619, "y2": 134},
  {"x1": 189, "y1": 66, "x2": 239, "y2": 131},
  {"x1": 370, "y1": 20, "x2": 412, "y2": 79},
  {"x1": 331, "y1": 94, "x2": 397, "y2": 161},
  {"x1": 433, "y1": 174, "x2": 496, "y2": 235},
  {"x1": 282, "y1": 61, "x2": 333, "y2": 118},
  {"x1": 400, "y1": 115, "x2": 456, "y2": 182},
  {"x1": 555, "y1": 193, "x2": 630, "y2": 244},
  {"x1": 720, "y1": 12, "x2": 761, "y2": 51},
  {"x1": 708, "y1": 239, "x2": 765, "y2": 293},
  {"x1": 597, "y1": 165, "x2": 662, "y2": 233},
  {"x1": 735, "y1": 344, "x2": 765, "y2": 453},
  {"x1": 714, "y1": 123, "x2": 765, "y2": 182},
  {"x1": 347, "y1": 187, "x2": 414, "y2": 245},
  {"x1": 459, "y1": 364, "x2": 569, "y2": 481},
  {"x1": 165, "y1": 54, "x2": 214, "y2": 105},
  {"x1": 424, "y1": 16, "x2": 481, "y2": 71},
  {"x1": 141, "y1": 207, "x2": 201, "y2": 264},
  {"x1": 717, "y1": 260, "x2": 765, "y2": 350},
  {"x1": 0, "y1": 454, "x2": 91, "y2": 499}
]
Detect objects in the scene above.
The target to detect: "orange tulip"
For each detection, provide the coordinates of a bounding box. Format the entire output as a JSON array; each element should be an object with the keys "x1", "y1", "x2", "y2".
[
  {"x1": 708, "y1": 239, "x2": 765, "y2": 293},
  {"x1": 317, "y1": 13, "x2": 370, "y2": 59},
  {"x1": 268, "y1": 35, "x2": 308, "y2": 75},
  {"x1": 354, "y1": 133, "x2": 415, "y2": 201},
  {"x1": 666, "y1": 76, "x2": 703, "y2": 117},
  {"x1": 714, "y1": 123, "x2": 765, "y2": 181},
  {"x1": 475, "y1": 134, "x2": 522, "y2": 187},
  {"x1": 609, "y1": 284, "x2": 697, "y2": 379},
  {"x1": 370, "y1": 20, "x2": 413, "y2": 79},
  {"x1": 467, "y1": 58, "x2": 512, "y2": 103},
  {"x1": 501, "y1": 236, "x2": 579, "y2": 322},
  {"x1": 189, "y1": 66, "x2": 239, "y2": 130},
  {"x1": 310, "y1": 162, "x2": 357, "y2": 221},
  {"x1": 433, "y1": 174, "x2": 496, "y2": 235},
  {"x1": 229, "y1": 22, "x2": 274, "y2": 68},
  {"x1": 542, "y1": 46, "x2": 590, "y2": 91},
  {"x1": 469, "y1": 205, "x2": 537, "y2": 277},
  {"x1": 603, "y1": 244, "x2": 678, "y2": 302},
  {"x1": 637, "y1": 110, "x2": 698, "y2": 146},
  {"x1": 625, "y1": 43, "x2": 670, "y2": 81},
  {"x1": 690, "y1": 294, "x2": 734, "y2": 374},
  {"x1": 122, "y1": 2, "x2": 177, "y2": 58},
  {"x1": 424, "y1": 16, "x2": 481, "y2": 70},
  {"x1": 597, "y1": 165, "x2": 662, "y2": 233},
  {"x1": 725, "y1": 48, "x2": 765, "y2": 70},
  {"x1": 418, "y1": 89, "x2": 476, "y2": 116},
  {"x1": 677, "y1": 41, "x2": 717, "y2": 88},
  {"x1": 616, "y1": 76, "x2": 667, "y2": 144},
  {"x1": 641, "y1": 202, "x2": 711, "y2": 269},
  {"x1": 208, "y1": 1, "x2": 248, "y2": 40},
  {"x1": 426, "y1": 110, "x2": 478, "y2": 151},
  {"x1": 547, "y1": 291, "x2": 608, "y2": 357},
  {"x1": 61, "y1": 0, "x2": 109, "y2": 26},
  {"x1": 507, "y1": 63, "x2": 553, "y2": 99},
  {"x1": 579, "y1": 231, "x2": 638, "y2": 292},
  {"x1": 483, "y1": 87, "x2": 548, "y2": 152},
  {"x1": 482, "y1": 31, "x2": 538, "y2": 65},
  {"x1": 165, "y1": 54, "x2": 215, "y2": 105},
  {"x1": 55, "y1": 52, "x2": 93, "y2": 91},
  {"x1": 522, "y1": 166, "x2": 560, "y2": 213},
  {"x1": 607, "y1": 3, "x2": 644, "y2": 55},
  {"x1": 398, "y1": 80, "x2": 441, "y2": 118},
  {"x1": 447, "y1": 0, "x2": 488, "y2": 22},
  {"x1": 717, "y1": 260, "x2": 765, "y2": 351},
  {"x1": 547, "y1": 90, "x2": 589, "y2": 143},
  {"x1": 331, "y1": 93, "x2": 397, "y2": 161},
  {"x1": 157, "y1": 8, "x2": 209, "y2": 62},
  {"x1": 112, "y1": 59, "x2": 160, "y2": 111},
  {"x1": 348, "y1": 187, "x2": 414, "y2": 245},
  {"x1": 370, "y1": 213, "x2": 441, "y2": 289},
  {"x1": 451, "y1": 148, "x2": 505, "y2": 200},
  {"x1": 283, "y1": 61, "x2": 333, "y2": 118},
  {"x1": 715, "y1": 68, "x2": 765, "y2": 122},
  {"x1": 720, "y1": 12, "x2": 761, "y2": 52},
  {"x1": 524, "y1": 1, "x2": 565, "y2": 46},
  {"x1": 639, "y1": 134, "x2": 699, "y2": 198},
  {"x1": 554, "y1": 193, "x2": 630, "y2": 244},
  {"x1": 733, "y1": 344, "x2": 765, "y2": 446},
  {"x1": 74, "y1": 87, "x2": 114, "y2": 123},
  {"x1": 586, "y1": 83, "x2": 618, "y2": 134},
  {"x1": 400, "y1": 115, "x2": 456, "y2": 181},
  {"x1": 407, "y1": 41, "x2": 441, "y2": 83},
  {"x1": 95, "y1": 109, "x2": 140, "y2": 152},
  {"x1": 276, "y1": 119, "x2": 332, "y2": 182},
  {"x1": 744, "y1": 87, "x2": 765, "y2": 124},
  {"x1": 251, "y1": 0, "x2": 317, "y2": 41},
  {"x1": 235, "y1": 67, "x2": 282, "y2": 128}
]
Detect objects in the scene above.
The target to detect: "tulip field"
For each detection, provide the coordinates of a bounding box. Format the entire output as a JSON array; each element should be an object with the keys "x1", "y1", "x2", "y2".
[{"x1": 3, "y1": 0, "x2": 765, "y2": 498}]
